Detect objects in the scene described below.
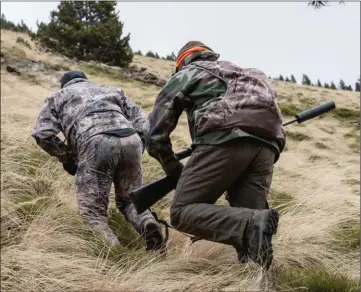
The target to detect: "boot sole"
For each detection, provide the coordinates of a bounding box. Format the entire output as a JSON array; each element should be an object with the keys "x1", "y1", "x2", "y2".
[
  {"x1": 143, "y1": 221, "x2": 166, "y2": 253},
  {"x1": 249, "y1": 209, "x2": 279, "y2": 270}
]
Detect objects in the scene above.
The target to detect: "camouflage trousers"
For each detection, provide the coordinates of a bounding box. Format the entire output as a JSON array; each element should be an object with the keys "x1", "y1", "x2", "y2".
[{"x1": 75, "y1": 133, "x2": 157, "y2": 245}]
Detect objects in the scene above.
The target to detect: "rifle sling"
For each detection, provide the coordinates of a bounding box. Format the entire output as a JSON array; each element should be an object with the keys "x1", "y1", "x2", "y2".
[{"x1": 150, "y1": 210, "x2": 201, "y2": 244}]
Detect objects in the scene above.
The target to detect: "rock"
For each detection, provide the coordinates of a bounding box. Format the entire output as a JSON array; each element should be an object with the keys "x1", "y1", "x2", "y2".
[
  {"x1": 3, "y1": 57, "x2": 168, "y2": 88},
  {"x1": 3, "y1": 58, "x2": 64, "y2": 86},
  {"x1": 130, "y1": 70, "x2": 167, "y2": 87},
  {"x1": 6, "y1": 65, "x2": 21, "y2": 75}
]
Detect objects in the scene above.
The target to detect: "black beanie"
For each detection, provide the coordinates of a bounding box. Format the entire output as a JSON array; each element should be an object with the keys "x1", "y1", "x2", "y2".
[{"x1": 61, "y1": 71, "x2": 88, "y2": 88}]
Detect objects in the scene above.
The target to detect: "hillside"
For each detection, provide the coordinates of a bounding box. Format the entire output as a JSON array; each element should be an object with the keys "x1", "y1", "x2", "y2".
[{"x1": 1, "y1": 29, "x2": 360, "y2": 292}]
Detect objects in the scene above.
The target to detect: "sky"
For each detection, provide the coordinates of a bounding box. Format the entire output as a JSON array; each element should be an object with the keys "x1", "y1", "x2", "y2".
[{"x1": 1, "y1": 1, "x2": 360, "y2": 87}]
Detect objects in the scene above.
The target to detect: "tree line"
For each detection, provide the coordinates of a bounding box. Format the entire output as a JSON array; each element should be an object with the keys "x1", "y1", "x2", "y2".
[
  {"x1": 1, "y1": 0, "x2": 357, "y2": 92},
  {"x1": 0, "y1": 14, "x2": 31, "y2": 33},
  {"x1": 276, "y1": 74, "x2": 360, "y2": 92},
  {"x1": 134, "y1": 50, "x2": 176, "y2": 61}
]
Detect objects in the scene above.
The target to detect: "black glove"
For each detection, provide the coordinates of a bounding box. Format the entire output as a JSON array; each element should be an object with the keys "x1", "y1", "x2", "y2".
[
  {"x1": 166, "y1": 161, "x2": 184, "y2": 179},
  {"x1": 62, "y1": 158, "x2": 77, "y2": 176}
]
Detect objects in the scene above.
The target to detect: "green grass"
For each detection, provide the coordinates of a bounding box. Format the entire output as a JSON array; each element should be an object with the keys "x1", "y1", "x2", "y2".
[
  {"x1": 319, "y1": 126, "x2": 335, "y2": 135},
  {"x1": 308, "y1": 154, "x2": 327, "y2": 162},
  {"x1": 279, "y1": 103, "x2": 302, "y2": 116},
  {"x1": 344, "y1": 132, "x2": 355, "y2": 139},
  {"x1": 348, "y1": 143, "x2": 359, "y2": 154},
  {"x1": 314, "y1": 142, "x2": 330, "y2": 150},
  {"x1": 332, "y1": 221, "x2": 360, "y2": 250},
  {"x1": 332, "y1": 108, "x2": 360, "y2": 121},
  {"x1": 269, "y1": 189, "x2": 294, "y2": 213},
  {"x1": 80, "y1": 63, "x2": 133, "y2": 83},
  {"x1": 286, "y1": 130, "x2": 311, "y2": 141},
  {"x1": 273, "y1": 267, "x2": 360, "y2": 292},
  {"x1": 342, "y1": 178, "x2": 359, "y2": 186},
  {"x1": 107, "y1": 207, "x2": 144, "y2": 249}
]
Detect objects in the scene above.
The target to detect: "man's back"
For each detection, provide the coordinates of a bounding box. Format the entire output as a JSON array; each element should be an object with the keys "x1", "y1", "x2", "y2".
[{"x1": 32, "y1": 76, "x2": 145, "y2": 160}]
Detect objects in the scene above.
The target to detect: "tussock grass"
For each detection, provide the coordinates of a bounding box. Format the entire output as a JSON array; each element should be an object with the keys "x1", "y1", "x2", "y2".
[
  {"x1": 1, "y1": 29, "x2": 360, "y2": 292},
  {"x1": 272, "y1": 267, "x2": 360, "y2": 292},
  {"x1": 269, "y1": 189, "x2": 294, "y2": 213},
  {"x1": 286, "y1": 130, "x2": 311, "y2": 141},
  {"x1": 332, "y1": 107, "x2": 360, "y2": 121},
  {"x1": 16, "y1": 36, "x2": 32, "y2": 49},
  {"x1": 279, "y1": 103, "x2": 302, "y2": 116},
  {"x1": 332, "y1": 221, "x2": 360, "y2": 251},
  {"x1": 314, "y1": 142, "x2": 330, "y2": 150}
]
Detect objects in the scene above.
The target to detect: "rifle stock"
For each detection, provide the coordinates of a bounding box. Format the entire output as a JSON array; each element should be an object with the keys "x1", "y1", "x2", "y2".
[
  {"x1": 129, "y1": 148, "x2": 192, "y2": 214},
  {"x1": 129, "y1": 101, "x2": 336, "y2": 214}
]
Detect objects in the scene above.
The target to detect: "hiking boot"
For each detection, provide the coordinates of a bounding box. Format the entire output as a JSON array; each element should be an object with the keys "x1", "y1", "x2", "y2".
[
  {"x1": 244, "y1": 208, "x2": 279, "y2": 270},
  {"x1": 141, "y1": 219, "x2": 166, "y2": 253}
]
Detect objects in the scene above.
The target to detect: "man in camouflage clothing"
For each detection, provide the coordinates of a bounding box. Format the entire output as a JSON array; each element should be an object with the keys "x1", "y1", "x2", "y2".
[
  {"x1": 143, "y1": 41, "x2": 286, "y2": 269},
  {"x1": 32, "y1": 70, "x2": 165, "y2": 251}
]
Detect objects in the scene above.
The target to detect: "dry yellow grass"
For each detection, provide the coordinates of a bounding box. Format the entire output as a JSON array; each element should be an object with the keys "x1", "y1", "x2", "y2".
[{"x1": 1, "y1": 30, "x2": 360, "y2": 292}]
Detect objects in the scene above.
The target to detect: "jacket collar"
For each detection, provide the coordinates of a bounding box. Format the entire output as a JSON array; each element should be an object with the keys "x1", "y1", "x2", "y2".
[
  {"x1": 62, "y1": 78, "x2": 89, "y2": 89},
  {"x1": 179, "y1": 50, "x2": 220, "y2": 71}
]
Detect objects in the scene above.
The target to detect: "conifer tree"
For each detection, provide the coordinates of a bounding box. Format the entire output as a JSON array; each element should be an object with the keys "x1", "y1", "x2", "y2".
[
  {"x1": 290, "y1": 75, "x2": 297, "y2": 83},
  {"x1": 339, "y1": 79, "x2": 346, "y2": 90},
  {"x1": 302, "y1": 74, "x2": 312, "y2": 85},
  {"x1": 33, "y1": 1, "x2": 133, "y2": 67},
  {"x1": 355, "y1": 79, "x2": 360, "y2": 92}
]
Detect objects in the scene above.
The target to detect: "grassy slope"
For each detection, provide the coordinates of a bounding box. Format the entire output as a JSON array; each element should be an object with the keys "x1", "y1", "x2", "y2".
[{"x1": 1, "y1": 29, "x2": 360, "y2": 292}]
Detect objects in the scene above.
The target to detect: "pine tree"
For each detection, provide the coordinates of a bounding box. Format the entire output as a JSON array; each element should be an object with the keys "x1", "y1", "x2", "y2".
[
  {"x1": 285, "y1": 77, "x2": 290, "y2": 82},
  {"x1": 33, "y1": 1, "x2": 133, "y2": 67},
  {"x1": 317, "y1": 79, "x2": 322, "y2": 87},
  {"x1": 339, "y1": 79, "x2": 346, "y2": 90},
  {"x1": 0, "y1": 14, "x2": 31, "y2": 33},
  {"x1": 302, "y1": 74, "x2": 312, "y2": 85},
  {"x1": 308, "y1": 1, "x2": 344, "y2": 9},
  {"x1": 146, "y1": 51, "x2": 161, "y2": 59},
  {"x1": 279, "y1": 75, "x2": 284, "y2": 81},
  {"x1": 165, "y1": 52, "x2": 176, "y2": 61},
  {"x1": 346, "y1": 85, "x2": 353, "y2": 91},
  {"x1": 356, "y1": 79, "x2": 360, "y2": 92},
  {"x1": 324, "y1": 82, "x2": 330, "y2": 88},
  {"x1": 290, "y1": 75, "x2": 297, "y2": 83},
  {"x1": 330, "y1": 82, "x2": 337, "y2": 90}
]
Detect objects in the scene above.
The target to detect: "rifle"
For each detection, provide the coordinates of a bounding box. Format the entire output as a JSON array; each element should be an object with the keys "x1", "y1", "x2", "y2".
[{"x1": 129, "y1": 101, "x2": 336, "y2": 215}]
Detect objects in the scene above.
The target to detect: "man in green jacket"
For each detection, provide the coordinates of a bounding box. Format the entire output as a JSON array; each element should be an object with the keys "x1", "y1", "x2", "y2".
[{"x1": 143, "y1": 41, "x2": 286, "y2": 269}]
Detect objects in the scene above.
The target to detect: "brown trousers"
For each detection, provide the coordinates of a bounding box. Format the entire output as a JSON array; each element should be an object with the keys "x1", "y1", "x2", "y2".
[{"x1": 170, "y1": 138, "x2": 275, "y2": 251}]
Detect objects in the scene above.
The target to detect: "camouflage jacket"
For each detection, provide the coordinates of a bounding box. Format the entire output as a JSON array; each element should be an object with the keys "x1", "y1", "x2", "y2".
[
  {"x1": 32, "y1": 78, "x2": 146, "y2": 163},
  {"x1": 143, "y1": 51, "x2": 286, "y2": 174}
]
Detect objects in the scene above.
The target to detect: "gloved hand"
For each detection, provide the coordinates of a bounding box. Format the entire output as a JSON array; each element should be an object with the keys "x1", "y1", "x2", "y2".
[
  {"x1": 165, "y1": 161, "x2": 184, "y2": 179},
  {"x1": 62, "y1": 158, "x2": 77, "y2": 176}
]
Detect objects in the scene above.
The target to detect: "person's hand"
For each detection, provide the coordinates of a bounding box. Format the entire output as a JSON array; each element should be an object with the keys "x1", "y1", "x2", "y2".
[
  {"x1": 165, "y1": 161, "x2": 184, "y2": 179},
  {"x1": 62, "y1": 158, "x2": 77, "y2": 176}
]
